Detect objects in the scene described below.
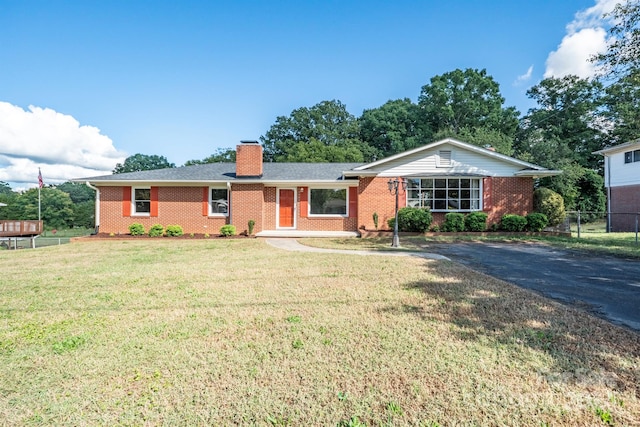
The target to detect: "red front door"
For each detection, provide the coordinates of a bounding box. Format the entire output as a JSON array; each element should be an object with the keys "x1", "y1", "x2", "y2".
[{"x1": 279, "y1": 189, "x2": 295, "y2": 228}]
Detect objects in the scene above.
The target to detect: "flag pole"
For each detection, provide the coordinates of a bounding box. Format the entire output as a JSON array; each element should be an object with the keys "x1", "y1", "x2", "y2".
[{"x1": 38, "y1": 168, "x2": 42, "y2": 222}]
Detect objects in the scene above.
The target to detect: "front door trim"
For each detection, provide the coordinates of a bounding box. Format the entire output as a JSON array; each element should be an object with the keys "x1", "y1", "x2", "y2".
[{"x1": 276, "y1": 187, "x2": 297, "y2": 229}]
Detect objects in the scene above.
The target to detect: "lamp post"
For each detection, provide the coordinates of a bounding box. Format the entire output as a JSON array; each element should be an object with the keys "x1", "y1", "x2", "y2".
[{"x1": 388, "y1": 177, "x2": 407, "y2": 248}]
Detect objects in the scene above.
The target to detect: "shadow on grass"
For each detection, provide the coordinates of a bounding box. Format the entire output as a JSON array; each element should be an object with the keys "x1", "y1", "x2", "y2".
[{"x1": 399, "y1": 262, "x2": 640, "y2": 396}]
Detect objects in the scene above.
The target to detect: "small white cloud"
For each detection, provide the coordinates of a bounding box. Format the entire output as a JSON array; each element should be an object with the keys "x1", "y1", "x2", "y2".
[
  {"x1": 514, "y1": 65, "x2": 534, "y2": 85},
  {"x1": 544, "y1": 0, "x2": 618, "y2": 79},
  {"x1": 0, "y1": 101, "x2": 126, "y2": 188},
  {"x1": 544, "y1": 27, "x2": 609, "y2": 78}
]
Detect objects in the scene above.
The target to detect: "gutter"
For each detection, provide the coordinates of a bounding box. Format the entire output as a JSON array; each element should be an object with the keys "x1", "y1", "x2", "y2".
[{"x1": 85, "y1": 182, "x2": 100, "y2": 234}]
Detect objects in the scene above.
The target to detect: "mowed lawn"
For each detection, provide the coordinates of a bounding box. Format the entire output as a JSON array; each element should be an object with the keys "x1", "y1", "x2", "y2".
[{"x1": 1, "y1": 239, "x2": 639, "y2": 426}]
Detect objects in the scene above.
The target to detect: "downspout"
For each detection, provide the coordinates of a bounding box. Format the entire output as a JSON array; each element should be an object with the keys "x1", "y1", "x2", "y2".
[
  {"x1": 606, "y1": 156, "x2": 611, "y2": 232},
  {"x1": 227, "y1": 181, "x2": 232, "y2": 225},
  {"x1": 85, "y1": 181, "x2": 100, "y2": 234}
]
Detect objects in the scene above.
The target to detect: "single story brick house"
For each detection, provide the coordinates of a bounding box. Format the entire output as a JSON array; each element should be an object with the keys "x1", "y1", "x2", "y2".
[
  {"x1": 75, "y1": 138, "x2": 559, "y2": 236},
  {"x1": 594, "y1": 139, "x2": 640, "y2": 232}
]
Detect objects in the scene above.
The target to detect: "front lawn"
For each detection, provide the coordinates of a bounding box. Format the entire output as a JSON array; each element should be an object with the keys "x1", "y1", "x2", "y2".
[{"x1": 0, "y1": 239, "x2": 638, "y2": 425}]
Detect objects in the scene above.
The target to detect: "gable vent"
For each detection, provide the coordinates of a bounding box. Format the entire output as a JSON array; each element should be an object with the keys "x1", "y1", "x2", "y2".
[{"x1": 438, "y1": 150, "x2": 452, "y2": 167}]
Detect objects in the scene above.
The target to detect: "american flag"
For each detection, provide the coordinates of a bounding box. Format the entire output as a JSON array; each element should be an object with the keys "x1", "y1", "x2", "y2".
[{"x1": 38, "y1": 169, "x2": 43, "y2": 188}]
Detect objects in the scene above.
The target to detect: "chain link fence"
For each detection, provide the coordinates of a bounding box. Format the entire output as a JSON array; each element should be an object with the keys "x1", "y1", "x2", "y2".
[{"x1": 566, "y1": 211, "x2": 639, "y2": 244}]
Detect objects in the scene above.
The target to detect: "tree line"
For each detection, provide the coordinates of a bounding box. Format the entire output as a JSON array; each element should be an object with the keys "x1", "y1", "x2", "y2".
[{"x1": 3, "y1": 0, "x2": 638, "y2": 229}]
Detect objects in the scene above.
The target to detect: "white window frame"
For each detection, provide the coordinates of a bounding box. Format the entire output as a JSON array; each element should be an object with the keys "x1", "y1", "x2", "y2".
[
  {"x1": 209, "y1": 187, "x2": 229, "y2": 216},
  {"x1": 406, "y1": 177, "x2": 482, "y2": 212},
  {"x1": 132, "y1": 187, "x2": 151, "y2": 216},
  {"x1": 308, "y1": 187, "x2": 349, "y2": 217}
]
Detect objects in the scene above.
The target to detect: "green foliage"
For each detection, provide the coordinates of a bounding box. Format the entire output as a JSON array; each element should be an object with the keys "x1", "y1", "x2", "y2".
[
  {"x1": 128, "y1": 223, "x2": 145, "y2": 236},
  {"x1": 219, "y1": 224, "x2": 236, "y2": 237},
  {"x1": 291, "y1": 338, "x2": 304, "y2": 349},
  {"x1": 441, "y1": 212, "x2": 466, "y2": 232},
  {"x1": 594, "y1": 406, "x2": 613, "y2": 425},
  {"x1": 113, "y1": 153, "x2": 175, "y2": 174},
  {"x1": 260, "y1": 100, "x2": 373, "y2": 162},
  {"x1": 184, "y1": 148, "x2": 236, "y2": 165},
  {"x1": 372, "y1": 212, "x2": 379, "y2": 230},
  {"x1": 386, "y1": 207, "x2": 432, "y2": 232},
  {"x1": 55, "y1": 181, "x2": 95, "y2": 203},
  {"x1": 464, "y1": 212, "x2": 488, "y2": 232},
  {"x1": 575, "y1": 169, "x2": 606, "y2": 222},
  {"x1": 418, "y1": 68, "x2": 519, "y2": 143},
  {"x1": 52, "y1": 335, "x2": 86, "y2": 354},
  {"x1": 148, "y1": 224, "x2": 165, "y2": 237},
  {"x1": 248, "y1": 219, "x2": 256, "y2": 235},
  {"x1": 9, "y1": 188, "x2": 75, "y2": 229},
  {"x1": 72, "y1": 200, "x2": 95, "y2": 229},
  {"x1": 525, "y1": 213, "x2": 549, "y2": 232},
  {"x1": 359, "y1": 98, "x2": 422, "y2": 158},
  {"x1": 165, "y1": 225, "x2": 184, "y2": 237},
  {"x1": 533, "y1": 188, "x2": 566, "y2": 226},
  {"x1": 337, "y1": 416, "x2": 366, "y2": 427},
  {"x1": 501, "y1": 214, "x2": 527, "y2": 232}
]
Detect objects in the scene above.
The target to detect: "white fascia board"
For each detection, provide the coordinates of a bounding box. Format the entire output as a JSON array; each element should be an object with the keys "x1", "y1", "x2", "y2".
[
  {"x1": 514, "y1": 170, "x2": 562, "y2": 178},
  {"x1": 80, "y1": 179, "x2": 358, "y2": 187},
  {"x1": 593, "y1": 139, "x2": 640, "y2": 156}
]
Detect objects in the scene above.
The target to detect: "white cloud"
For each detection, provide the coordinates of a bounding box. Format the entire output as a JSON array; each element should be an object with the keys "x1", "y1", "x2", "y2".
[
  {"x1": 544, "y1": 0, "x2": 618, "y2": 79},
  {"x1": 0, "y1": 101, "x2": 126, "y2": 189},
  {"x1": 514, "y1": 65, "x2": 534, "y2": 85}
]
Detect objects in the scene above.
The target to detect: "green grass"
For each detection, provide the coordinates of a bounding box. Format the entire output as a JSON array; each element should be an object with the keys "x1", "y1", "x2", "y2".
[{"x1": 1, "y1": 239, "x2": 639, "y2": 425}]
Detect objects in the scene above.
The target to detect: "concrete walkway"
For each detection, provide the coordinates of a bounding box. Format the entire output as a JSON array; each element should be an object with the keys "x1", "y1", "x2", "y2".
[{"x1": 265, "y1": 238, "x2": 449, "y2": 260}]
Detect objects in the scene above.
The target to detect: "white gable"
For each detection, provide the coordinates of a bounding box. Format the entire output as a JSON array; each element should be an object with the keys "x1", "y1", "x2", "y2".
[{"x1": 351, "y1": 139, "x2": 546, "y2": 177}]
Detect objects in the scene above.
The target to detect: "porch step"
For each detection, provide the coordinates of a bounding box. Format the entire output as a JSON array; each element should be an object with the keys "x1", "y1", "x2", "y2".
[{"x1": 256, "y1": 230, "x2": 360, "y2": 238}]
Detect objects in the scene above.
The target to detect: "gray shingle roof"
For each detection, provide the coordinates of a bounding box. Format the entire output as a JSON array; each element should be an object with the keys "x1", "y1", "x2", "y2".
[{"x1": 76, "y1": 162, "x2": 364, "y2": 184}]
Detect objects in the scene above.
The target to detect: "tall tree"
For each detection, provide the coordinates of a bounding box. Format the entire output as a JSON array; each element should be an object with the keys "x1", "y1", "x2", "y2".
[
  {"x1": 417, "y1": 68, "x2": 519, "y2": 154},
  {"x1": 359, "y1": 98, "x2": 422, "y2": 159},
  {"x1": 592, "y1": 0, "x2": 640, "y2": 79},
  {"x1": 602, "y1": 69, "x2": 640, "y2": 145},
  {"x1": 260, "y1": 100, "x2": 372, "y2": 162},
  {"x1": 11, "y1": 188, "x2": 75, "y2": 229},
  {"x1": 113, "y1": 154, "x2": 176, "y2": 174},
  {"x1": 56, "y1": 181, "x2": 96, "y2": 203},
  {"x1": 184, "y1": 148, "x2": 236, "y2": 165},
  {"x1": 515, "y1": 75, "x2": 605, "y2": 170}
]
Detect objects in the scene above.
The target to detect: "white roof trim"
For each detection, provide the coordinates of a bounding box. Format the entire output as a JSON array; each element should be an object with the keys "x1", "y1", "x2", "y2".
[
  {"x1": 351, "y1": 138, "x2": 548, "y2": 171},
  {"x1": 514, "y1": 170, "x2": 562, "y2": 178},
  {"x1": 593, "y1": 138, "x2": 640, "y2": 156}
]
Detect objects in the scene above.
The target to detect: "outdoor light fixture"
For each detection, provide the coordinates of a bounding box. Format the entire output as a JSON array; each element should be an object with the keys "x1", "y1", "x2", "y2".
[{"x1": 388, "y1": 177, "x2": 407, "y2": 248}]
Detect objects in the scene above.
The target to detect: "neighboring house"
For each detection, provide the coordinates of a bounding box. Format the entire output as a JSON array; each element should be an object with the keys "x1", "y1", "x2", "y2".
[
  {"x1": 75, "y1": 138, "x2": 559, "y2": 236},
  {"x1": 594, "y1": 139, "x2": 640, "y2": 232}
]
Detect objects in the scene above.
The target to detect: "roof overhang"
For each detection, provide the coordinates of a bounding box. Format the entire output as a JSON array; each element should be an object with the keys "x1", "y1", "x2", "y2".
[
  {"x1": 514, "y1": 170, "x2": 562, "y2": 178},
  {"x1": 593, "y1": 138, "x2": 640, "y2": 156}
]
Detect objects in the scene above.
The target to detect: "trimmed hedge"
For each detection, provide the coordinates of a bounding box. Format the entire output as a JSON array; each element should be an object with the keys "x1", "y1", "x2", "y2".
[
  {"x1": 128, "y1": 223, "x2": 145, "y2": 236},
  {"x1": 464, "y1": 212, "x2": 488, "y2": 232},
  {"x1": 441, "y1": 212, "x2": 465, "y2": 232},
  {"x1": 387, "y1": 207, "x2": 432, "y2": 232},
  {"x1": 533, "y1": 188, "x2": 566, "y2": 226},
  {"x1": 501, "y1": 214, "x2": 527, "y2": 232},
  {"x1": 165, "y1": 225, "x2": 184, "y2": 237},
  {"x1": 220, "y1": 225, "x2": 237, "y2": 237},
  {"x1": 525, "y1": 213, "x2": 548, "y2": 232},
  {"x1": 148, "y1": 224, "x2": 165, "y2": 237}
]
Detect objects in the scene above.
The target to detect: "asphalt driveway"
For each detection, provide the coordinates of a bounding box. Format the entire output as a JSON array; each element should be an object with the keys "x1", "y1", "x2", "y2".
[{"x1": 430, "y1": 242, "x2": 640, "y2": 332}]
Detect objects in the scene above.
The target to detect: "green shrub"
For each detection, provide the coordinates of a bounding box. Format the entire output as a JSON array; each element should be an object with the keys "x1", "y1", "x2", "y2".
[
  {"x1": 386, "y1": 207, "x2": 432, "y2": 232},
  {"x1": 501, "y1": 214, "x2": 527, "y2": 232},
  {"x1": 148, "y1": 224, "x2": 165, "y2": 237},
  {"x1": 165, "y1": 225, "x2": 184, "y2": 237},
  {"x1": 220, "y1": 224, "x2": 236, "y2": 237},
  {"x1": 128, "y1": 223, "x2": 145, "y2": 236},
  {"x1": 533, "y1": 188, "x2": 566, "y2": 227},
  {"x1": 525, "y1": 213, "x2": 548, "y2": 232},
  {"x1": 372, "y1": 212, "x2": 379, "y2": 230},
  {"x1": 248, "y1": 219, "x2": 256, "y2": 236},
  {"x1": 464, "y1": 212, "x2": 488, "y2": 232},
  {"x1": 441, "y1": 212, "x2": 465, "y2": 232}
]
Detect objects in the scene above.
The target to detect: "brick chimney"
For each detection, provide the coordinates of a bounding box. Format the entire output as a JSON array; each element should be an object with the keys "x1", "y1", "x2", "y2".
[{"x1": 236, "y1": 140, "x2": 263, "y2": 177}]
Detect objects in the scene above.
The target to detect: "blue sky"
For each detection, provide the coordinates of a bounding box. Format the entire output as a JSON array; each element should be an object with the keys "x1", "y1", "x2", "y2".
[{"x1": 0, "y1": 0, "x2": 618, "y2": 189}]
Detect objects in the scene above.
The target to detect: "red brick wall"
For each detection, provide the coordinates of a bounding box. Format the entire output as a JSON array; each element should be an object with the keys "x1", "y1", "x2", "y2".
[
  {"x1": 236, "y1": 143, "x2": 263, "y2": 177},
  {"x1": 610, "y1": 184, "x2": 640, "y2": 231},
  {"x1": 357, "y1": 177, "x2": 406, "y2": 230},
  {"x1": 230, "y1": 183, "x2": 264, "y2": 234},
  {"x1": 98, "y1": 186, "x2": 228, "y2": 235},
  {"x1": 487, "y1": 177, "x2": 534, "y2": 225}
]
